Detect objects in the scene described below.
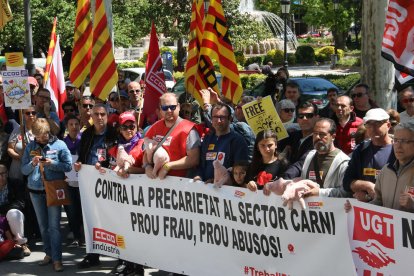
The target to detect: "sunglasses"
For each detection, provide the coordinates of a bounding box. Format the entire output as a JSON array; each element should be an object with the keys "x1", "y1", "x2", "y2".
[
  {"x1": 83, "y1": 104, "x2": 93, "y2": 109},
  {"x1": 129, "y1": 89, "x2": 141, "y2": 94},
  {"x1": 25, "y1": 111, "x2": 36, "y2": 116},
  {"x1": 351, "y1": 92, "x2": 366, "y2": 98},
  {"x1": 402, "y1": 98, "x2": 414, "y2": 104},
  {"x1": 120, "y1": 124, "x2": 136, "y2": 131},
  {"x1": 64, "y1": 108, "x2": 74, "y2": 113},
  {"x1": 297, "y1": 113, "x2": 315, "y2": 119},
  {"x1": 282, "y1": 108, "x2": 295, "y2": 113},
  {"x1": 160, "y1": 105, "x2": 177, "y2": 111}
]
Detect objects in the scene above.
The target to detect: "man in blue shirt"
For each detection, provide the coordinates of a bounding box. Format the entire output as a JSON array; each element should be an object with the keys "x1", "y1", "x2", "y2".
[{"x1": 194, "y1": 103, "x2": 248, "y2": 183}]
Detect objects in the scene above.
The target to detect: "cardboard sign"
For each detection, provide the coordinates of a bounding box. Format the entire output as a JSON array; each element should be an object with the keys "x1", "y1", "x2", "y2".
[
  {"x1": 242, "y1": 96, "x2": 288, "y2": 141},
  {"x1": 1, "y1": 70, "x2": 31, "y2": 109}
]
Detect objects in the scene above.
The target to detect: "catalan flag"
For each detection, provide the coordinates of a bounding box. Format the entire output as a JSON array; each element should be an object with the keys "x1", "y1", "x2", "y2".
[
  {"x1": 185, "y1": 0, "x2": 219, "y2": 105},
  {"x1": 0, "y1": 0, "x2": 12, "y2": 30},
  {"x1": 44, "y1": 17, "x2": 57, "y2": 83},
  {"x1": 90, "y1": 0, "x2": 118, "y2": 100},
  {"x1": 200, "y1": 0, "x2": 243, "y2": 105},
  {"x1": 69, "y1": 0, "x2": 92, "y2": 88}
]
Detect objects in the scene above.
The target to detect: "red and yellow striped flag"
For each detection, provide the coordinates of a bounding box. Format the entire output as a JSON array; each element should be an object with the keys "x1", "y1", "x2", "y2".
[
  {"x1": 200, "y1": 0, "x2": 243, "y2": 104},
  {"x1": 69, "y1": 0, "x2": 92, "y2": 88},
  {"x1": 44, "y1": 17, "x2": 57, "y2": 83},
  {"x1": 0, "y1": 0, "x2": 13, "y2": 30},
  {"x1": 185, "y1": 0, "x2": 219, "y2": 104},
  {"x1": 90, "y1": 0, "x2": 118, "y2": 100}
]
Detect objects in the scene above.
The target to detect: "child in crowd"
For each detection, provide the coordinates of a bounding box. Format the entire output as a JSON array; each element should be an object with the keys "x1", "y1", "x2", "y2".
[
  {"x1": 231, "y1": 160, "x2": 249, "y2": 187},
  {"x1": 246, "y1": 129, "x2": 288, "y2": 192}
]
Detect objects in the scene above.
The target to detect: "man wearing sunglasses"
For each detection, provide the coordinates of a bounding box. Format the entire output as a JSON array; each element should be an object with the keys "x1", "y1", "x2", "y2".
[
  {"x1": 79, "y1": 96, "x2": 95, "y2": 132},
  {"x1": 143, "y1": 93, "x2": 200, "y2": 178},
  {"x1": 350, "y1": 83, "x2": 378, "y2": 119},
  {"x1": 333, "y1": 95, "x2": 363, "y2": 155},
  {"x1": 127, "y1": 82, "x2": 145, "y2": 127},
  {"x1": 398, "y1": 86, "x2": 414, "y2": 123}
]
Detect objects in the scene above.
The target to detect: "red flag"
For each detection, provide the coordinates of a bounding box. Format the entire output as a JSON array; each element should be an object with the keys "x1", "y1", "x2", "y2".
[
  {"x1": 143, "y1": 22, "x2": 167, "y2": 119},
  {"x1": 381, "y1": 0, "x2": 414, "y2": 86},
  {"x1": 44, "y1": 35, "x2": 67, "y2": 120}
]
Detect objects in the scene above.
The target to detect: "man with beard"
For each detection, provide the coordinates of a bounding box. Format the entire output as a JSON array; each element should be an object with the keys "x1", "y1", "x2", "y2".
[
  {"x1": 343, "y1": 108, "x2": 395, "y2": 202},
  {"x1": 333, "y1": 95, "x2": 363, "y2": 155},
  {"x1": 301, "y1": 118, "x2": 351, "y2": 198}
]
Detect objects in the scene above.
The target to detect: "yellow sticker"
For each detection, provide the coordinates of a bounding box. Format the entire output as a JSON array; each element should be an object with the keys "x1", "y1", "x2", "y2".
[
  {"x1": 208, "y1": 144, "x2": 215, "y2": 151},
  {"x1": 363, "y1": 168, "x2": 376, "y2": 176}
]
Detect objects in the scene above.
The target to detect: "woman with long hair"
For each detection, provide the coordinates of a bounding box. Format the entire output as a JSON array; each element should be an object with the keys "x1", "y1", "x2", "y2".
[{"x1": 246, "y1": 129, "x2": 288, "y2": 192}]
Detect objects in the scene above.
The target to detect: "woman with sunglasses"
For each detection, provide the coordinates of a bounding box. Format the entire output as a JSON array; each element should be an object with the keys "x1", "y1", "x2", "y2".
[
  {"x1": 276, "y1": 99, "x2": 300, "y2": 132},
  {"x1": 108, "y1": 111, "x2": 145, "y2": 275},
  {"x1": 7, "y1": 106, "x2": 37, "y2": 182}
]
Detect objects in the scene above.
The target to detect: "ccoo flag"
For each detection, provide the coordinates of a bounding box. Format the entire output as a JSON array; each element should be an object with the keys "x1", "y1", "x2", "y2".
[
  {"x1": 69, "y1": 0, "x2": 92, "y2": 88},
  {"x1": 90, "y1": 0, "x2": 118, "y2": 100},
  {"x1": 143, "y1": 22, "x2": 167, "y2": 120},
  {"x1": 199, "y1": 0, "x2": 243, "y2": 105}
]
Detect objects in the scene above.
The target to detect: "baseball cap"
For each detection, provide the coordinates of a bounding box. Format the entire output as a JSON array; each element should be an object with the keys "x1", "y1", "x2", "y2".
[
  {"x1": 363, "y1": 108, "x2": 390, "y2": 123},
  {"x1": 119, "y1": 111, "x2": 136, "y2": 125},
  {"x1": 65, "y1": 81, "x2": 75, "y2": 88}
]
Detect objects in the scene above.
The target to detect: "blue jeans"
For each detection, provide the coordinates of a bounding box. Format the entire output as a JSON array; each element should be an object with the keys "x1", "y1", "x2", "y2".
[{"x1": 30, "y1": 192, "x2": 62, "y2": 262}]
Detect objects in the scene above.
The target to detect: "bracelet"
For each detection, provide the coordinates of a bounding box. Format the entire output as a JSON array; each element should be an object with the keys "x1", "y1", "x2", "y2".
[{"x1": 162, "y1": 163, "x2": 170, "y2": 171}]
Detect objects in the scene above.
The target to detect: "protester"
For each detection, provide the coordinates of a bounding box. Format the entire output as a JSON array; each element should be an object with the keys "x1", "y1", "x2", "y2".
[
  {"x1": 231, "y1": 160, "x2": 249, "y2": 187},
  {"x1": 318, "y1": 87, "x2": 338, "y2": 119},
  {"x1": 276, "y1": 99, "x2": 300, "y2": 132},
  {"x1": 21, "y1": 118, "x2": 72, "y2": 272},
  {"x1": 74, "y1": 104, "x2": 118, "y2": 269},
  {"x1": 143, "y1": 93, "x2": 200, "y2": 179},
  {"x1": 343, "y1": 108, "x2": 395, "y2": 202},
  {"x1": 34, "y1": 88, "x2": 60, "y2": 135},
  {"x1": 350, "y1": 83, "x2": 378, "y2": 118},
  {"x1": 0, "y1": 164, "x2": 30, "y2": 256},
  {"x1": 246, "y1": 129, "x2": 288, "y2": 192}
]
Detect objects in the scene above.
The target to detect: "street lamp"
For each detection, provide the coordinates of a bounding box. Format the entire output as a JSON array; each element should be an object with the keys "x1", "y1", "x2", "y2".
[
  {"x1": 332, "y1": 0, "x2": 340, "y2": 68},
  {"x1": 281, "y1": 0, "x2": 291, "y2": 68}
]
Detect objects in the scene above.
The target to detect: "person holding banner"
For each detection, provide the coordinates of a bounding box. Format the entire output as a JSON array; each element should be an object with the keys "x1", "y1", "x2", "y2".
[
  {"x1": 74, "y1": 103, "x2": 118, "y2": 269},
  {"x1": 21, "y1": 118, "x2": 72, "y2": 272},
  {"x1": 246, "y1": 129, "x2": 288, "y2": 192},
  {"x1": 143, "y1": 93, "x2": 200, "y2": 178}
]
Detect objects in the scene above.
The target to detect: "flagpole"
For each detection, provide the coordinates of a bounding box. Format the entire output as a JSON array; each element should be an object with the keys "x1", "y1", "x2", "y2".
[{"x1": 23, "y1": 0, "x2": 35, "y2": 75}]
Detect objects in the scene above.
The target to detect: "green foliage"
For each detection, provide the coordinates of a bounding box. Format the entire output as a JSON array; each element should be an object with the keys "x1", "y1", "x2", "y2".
[
  {"x1": 173, "y1": 71, "x2": 185, "y2": 81},
  {"x1": 240, "y1": 73, "x2": 266, "y2": 90},
  {"x1": 315, "y1": 46, "x2": 345, "y2": 62},
  {"x1": 295, "y1": 45, "x2": 315, "y2": 64},
  {"x1": 235, "y1": 51, "x2": 246, "y2": 66},
  {"x1": 321, "y1": 73, "x2": 361, "y2": 91},
  {"x1": 245, "y1": 56, "x2": 264, "y2": 67},
  {"x1": 287, "y1": 53, "x2": 296, "y2": 66},
  {"x1": 263, "y1": 49, "x2": 284, "y2": 66},
  {"x1": 117, "y1": 61, "x2": 146, "y2": 69},
  {"x1": 337, "y1": 57, "x2": 361, "y2": 67}
]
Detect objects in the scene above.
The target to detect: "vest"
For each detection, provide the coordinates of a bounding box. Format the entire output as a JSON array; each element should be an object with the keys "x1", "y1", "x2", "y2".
[{"x1": 146, "y1": 119, "x2": 195, "y2": 177}]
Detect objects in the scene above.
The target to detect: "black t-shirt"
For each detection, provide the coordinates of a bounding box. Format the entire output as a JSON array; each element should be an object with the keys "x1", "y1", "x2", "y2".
[{"x1": 246, "y1": 159, "x2": 287, "y2": 190}]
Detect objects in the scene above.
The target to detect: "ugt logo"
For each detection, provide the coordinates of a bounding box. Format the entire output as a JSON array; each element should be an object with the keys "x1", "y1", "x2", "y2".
[{"x1": 352, "y1": 207, "x2": 395, "y2": 269}]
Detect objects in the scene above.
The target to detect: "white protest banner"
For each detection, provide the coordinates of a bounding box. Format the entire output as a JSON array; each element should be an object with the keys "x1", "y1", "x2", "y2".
[
  {"x1": 79, "y1": 165, "x2": 356, "y2": 276},
  {"x1": 347, "y1": 199, "x2": 414, "y2": 276},
  {"x1": 1, "y1": 70, "x2": 31, "y2": 109}
]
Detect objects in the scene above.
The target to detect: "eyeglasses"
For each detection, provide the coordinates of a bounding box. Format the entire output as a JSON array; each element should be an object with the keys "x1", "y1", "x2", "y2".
[
  {"x1": 120, "y1": 124, "x2": 136, "y2": 131},
  {"x1": 297, "y1": 113, "x2": 315, "y2": 119},
  {"x1": 38, "y1": 95, "x2": 50, "y2": 100},
  {"x1": 393, "y1": 138, "x2": 414, "y2": 145},
  {"x1": 313, "y1": 131, "x2": 329, "y2": 138},
  {"x1": 64, "y1": 108, "x2": 74, "y2": 113},
  {"x1": 129, "y1": 89, "x2": 141, "y2": 94},
  {"x1": 351, "y1": 92, "x2": 366, "y2": 98},
  {"x1": 212, "y1": 115, "x2": 228, "y2": 121},
  {"x1": 83, "y1": 104, "x2": 93, "y2": 109},
  {"x1": 93, "y1": 112, "x2": 107, "y2": 117},
  {"x1": 402, "y1": 98, "x2": 414, "y2": 104},
  {"x1": 25, "y1": 111, "x2": 36, "y2": 116},
  {"x1": 160, "y1": 105, "x2": 177, "y2": 111},
  {"x1": 282, "y1": 108, "x2": 295, "y2": 113}
]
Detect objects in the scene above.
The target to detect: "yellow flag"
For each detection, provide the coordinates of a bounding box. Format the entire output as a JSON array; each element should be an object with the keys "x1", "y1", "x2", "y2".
[{"x1": 0, "y1": 0, "x2": 13, "y2": 30}]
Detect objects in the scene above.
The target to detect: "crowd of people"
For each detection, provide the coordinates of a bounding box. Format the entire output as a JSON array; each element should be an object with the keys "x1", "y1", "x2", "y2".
[{"x1": 0, "y1": 64, "x2": 413, "y2": 275}]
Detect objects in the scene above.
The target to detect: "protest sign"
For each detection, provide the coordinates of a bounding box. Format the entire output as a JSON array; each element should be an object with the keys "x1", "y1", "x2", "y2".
[
  {"x1": 242, "y1": 96, "x2": 288, "y2": 140},
  {"x1": 1, "y1": 70, "x2": 31, "y2": 109},
  {"x1": 5, "y1": 52, "x2": 24, "y2": 70},
  {"x1": 79, "y1": 165, "x2": 356, "y2": 275}
]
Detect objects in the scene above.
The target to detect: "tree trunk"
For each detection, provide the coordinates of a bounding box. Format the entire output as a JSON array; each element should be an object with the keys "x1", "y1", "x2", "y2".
[
  {"x1": 176, "y1": 37, "x2": 185, "y2": 72},
  {"x1": 361, "y1": 0, "x2": 394, "y2": 109}
]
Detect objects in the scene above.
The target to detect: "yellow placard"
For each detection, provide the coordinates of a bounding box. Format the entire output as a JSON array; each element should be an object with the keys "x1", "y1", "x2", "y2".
[
  {"x1": 242, "y1": 96, "x2": 289, "y2": 141},
  {"x1": 5, "y1": 52, "x2": 24, "y2": 70}
]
